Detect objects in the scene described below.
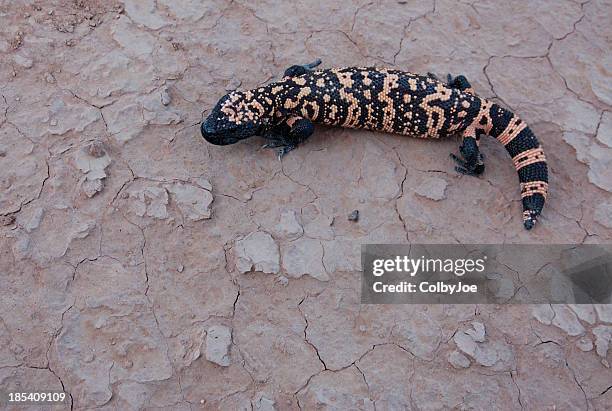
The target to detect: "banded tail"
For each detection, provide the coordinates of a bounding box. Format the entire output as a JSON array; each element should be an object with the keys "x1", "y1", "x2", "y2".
[{"x1": 488, "y1": 103, "x2": 549, "y2": 229}]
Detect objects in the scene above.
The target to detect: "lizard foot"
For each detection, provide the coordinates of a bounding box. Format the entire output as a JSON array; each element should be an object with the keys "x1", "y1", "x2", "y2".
[
  {"x1": 450, "y1": 152, "x2": 485, "y2": 176},
  {"x1": 284, "y1": 59, "x2": 323, "y2": 77},
  {"x1": 451, "y1": 136, "x2": 484, "y2": 176},
  {"x1": 261, "y1": 132, "x2": 294, "y2": 149},
  {"x1": 446, "y1": 73, "x2": 474, "y2": 93},
  {"x1": 261, "y1": 140, "x2": 296, "y2": 160}
]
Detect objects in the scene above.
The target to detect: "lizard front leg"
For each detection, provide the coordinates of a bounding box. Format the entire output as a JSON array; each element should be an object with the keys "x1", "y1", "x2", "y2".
[
  {"x1": 447, "y1": 74, "x2": 485, "y2": 175},
  {"x1": 261, "y1": 116, "x2": 314, "y2": 159}
]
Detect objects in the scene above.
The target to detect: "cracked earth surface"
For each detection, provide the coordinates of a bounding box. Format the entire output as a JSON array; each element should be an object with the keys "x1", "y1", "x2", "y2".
[{"x1": 0, "y1": 0, "x2": 611, "y2": 410}]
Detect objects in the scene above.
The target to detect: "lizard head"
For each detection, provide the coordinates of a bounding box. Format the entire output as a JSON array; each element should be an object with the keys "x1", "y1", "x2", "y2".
[{"x1": 201, "y1": 89, "x2": 273, "y2": 145}]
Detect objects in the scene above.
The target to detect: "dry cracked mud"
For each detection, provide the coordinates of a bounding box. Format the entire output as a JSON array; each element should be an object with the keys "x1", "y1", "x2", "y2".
[{"x1": 0, "y1": 0, "x2": 611, "y2": 410}]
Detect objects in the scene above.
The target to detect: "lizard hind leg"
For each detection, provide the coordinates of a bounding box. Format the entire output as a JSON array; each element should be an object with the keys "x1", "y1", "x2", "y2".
[
  {"x1": 283, "y1": 58, "x2": 322, "y2": 77},
  {"x1": 450, "y1": 135, "x2": 485, "y2": 176}
]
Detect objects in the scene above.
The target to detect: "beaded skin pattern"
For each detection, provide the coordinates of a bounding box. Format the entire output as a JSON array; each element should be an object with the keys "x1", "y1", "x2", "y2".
[{"x1": 201, "y1": 66, "x2": 549, "y2": 230}]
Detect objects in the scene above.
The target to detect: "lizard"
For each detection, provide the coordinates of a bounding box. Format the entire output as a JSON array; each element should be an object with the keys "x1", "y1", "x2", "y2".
[{"x1": 201, "y1": 60, "x2": 549, "y2": 230}]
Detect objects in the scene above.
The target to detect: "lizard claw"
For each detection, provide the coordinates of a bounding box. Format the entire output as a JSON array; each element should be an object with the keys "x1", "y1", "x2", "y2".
[
  {"x1": 450, "y1": 153, "x2": 467, "y2": 167},
  {"x1": 277, "y1": 145, "x2": 296, "y2": 160},
  {"x1": 262, "y1": 140, "x2": 285, "y2": 149},
  {"x1": 450, "y1": 152, "x2": 484, "y2": 176},
  {"x1": 455, "y1": 165, "x2": 479, "y2": 176},
  {"x1": 305, "y1": 58, "x2": 322, "y2": 69},
  {"x1": 427, "y1": 72, "x2": 439, "y2": 81}
]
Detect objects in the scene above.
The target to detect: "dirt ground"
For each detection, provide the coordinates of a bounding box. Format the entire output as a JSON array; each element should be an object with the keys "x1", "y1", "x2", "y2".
[{"x1": 1, "y1": 0, "x2": 611, "y2": 409}]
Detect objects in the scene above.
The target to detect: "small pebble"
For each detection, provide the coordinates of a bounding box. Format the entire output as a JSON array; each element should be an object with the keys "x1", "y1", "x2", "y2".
[
  {"x1": 576, "y1": 337, "x2": 593, "y2": 352},
  {"x1": 83, "y1": 352, "x2": 95, "y2": 363},
  {"x1": 177, "y1": 264, "x2": 184, "y2": 273},
  {"x1": 448, "y1": 351, "x2": 471, "y2": 369},
  {"x1": 83, "y1": 178, "x2": 103, "y2": 198},
  {"x1": 0, "y1": 215, "x2": 16, "y2": 226},
  {"x1": 161, "y1": 88, "x2": 171, "y2": 106},
  {"x1": 348, "y1": 210, "x2": 359, "y2": 221},
  {"x1": 87, "y1": 140, "x2": 105, "y2": 158}
]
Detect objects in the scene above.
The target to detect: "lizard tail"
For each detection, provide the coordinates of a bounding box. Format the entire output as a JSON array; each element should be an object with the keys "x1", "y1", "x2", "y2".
[{"x1": 488, "y1": 104, "x2": 549, "y2": 230}]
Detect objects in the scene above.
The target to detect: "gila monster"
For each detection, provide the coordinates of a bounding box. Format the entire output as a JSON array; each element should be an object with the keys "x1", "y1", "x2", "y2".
[{"x1": 201, "y1": 60, "x2": 549, "y2": 230}]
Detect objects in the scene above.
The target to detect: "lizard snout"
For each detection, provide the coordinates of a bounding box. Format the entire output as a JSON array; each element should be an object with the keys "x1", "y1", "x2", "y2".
[{"x1": 200, "y1": 121, "x2": 236, "y2": 145}]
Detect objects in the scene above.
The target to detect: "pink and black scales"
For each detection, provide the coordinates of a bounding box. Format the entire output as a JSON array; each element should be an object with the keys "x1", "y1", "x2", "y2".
[{"x1": 202, "y1": 60, "x2": 548, "y2": 229}]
